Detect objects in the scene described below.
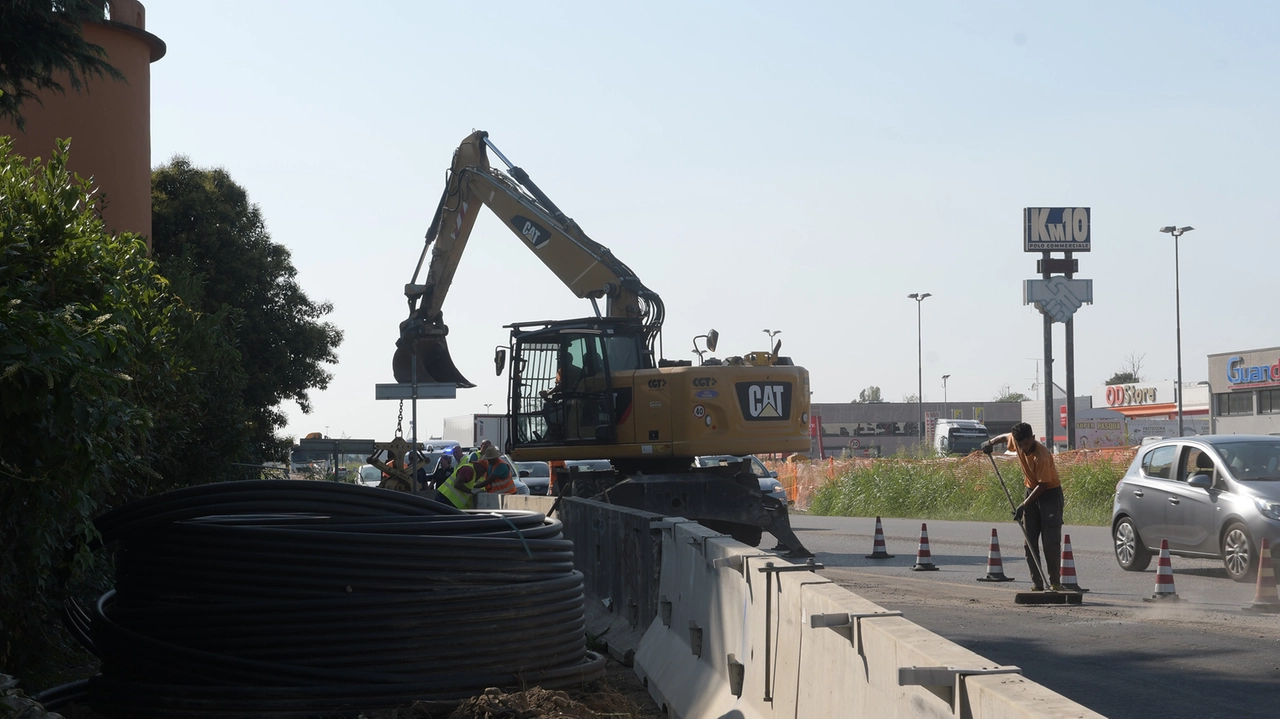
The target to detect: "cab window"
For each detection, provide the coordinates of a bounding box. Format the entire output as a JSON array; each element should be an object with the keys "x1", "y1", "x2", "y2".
[{"x1": 1141, "y1": 446, "x2": 1176, "y2": 480}]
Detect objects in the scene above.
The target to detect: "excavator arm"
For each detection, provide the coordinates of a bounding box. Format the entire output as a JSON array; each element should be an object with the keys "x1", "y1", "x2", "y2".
[{"x1": 393, "y1": 131, "x2": 664, "y2": 385}]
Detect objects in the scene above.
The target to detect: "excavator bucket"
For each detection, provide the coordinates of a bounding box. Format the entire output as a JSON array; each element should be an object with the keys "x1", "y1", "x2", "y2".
[{"x1": 392, "y1": 335, "x2": 475, "y2": 388}]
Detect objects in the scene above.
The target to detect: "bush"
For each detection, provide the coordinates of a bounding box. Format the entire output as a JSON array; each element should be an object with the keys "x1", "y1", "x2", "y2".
[
  {"x1": 0, "y1": 138, "x2": 249, "y2": 684},
  {"x1": 807, "y1": 452, "x2": 1125, "y2": 526}
]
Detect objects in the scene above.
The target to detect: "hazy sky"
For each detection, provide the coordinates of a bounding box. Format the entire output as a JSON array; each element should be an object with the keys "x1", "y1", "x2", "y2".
[{"x1": 142, "y1": 1, "x2": 1280, "y2": 442}]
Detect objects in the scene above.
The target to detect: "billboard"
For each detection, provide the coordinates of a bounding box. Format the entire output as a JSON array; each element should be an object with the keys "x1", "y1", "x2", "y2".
[{"x1": 1024, "y1": 207, "x2": 1091, "y2": 252}]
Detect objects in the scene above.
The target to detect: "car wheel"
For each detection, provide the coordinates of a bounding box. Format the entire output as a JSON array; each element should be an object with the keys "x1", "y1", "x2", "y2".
[
  {"x1": 1221, "y1": 522, "x2": 1257, "y2": 583},
  {"x1": 1113, "y1": 516, "x2": 1152, "y2": 571}
]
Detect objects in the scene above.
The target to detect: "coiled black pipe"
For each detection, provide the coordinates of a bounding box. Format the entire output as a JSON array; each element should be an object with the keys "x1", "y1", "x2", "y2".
[{"x1": 67, "y1": 480, "x2": 604, "y2": 718}]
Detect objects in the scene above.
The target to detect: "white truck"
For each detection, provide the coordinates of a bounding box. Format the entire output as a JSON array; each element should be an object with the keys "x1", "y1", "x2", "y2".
[
  {"x1": 443, "y1": 414, "x2": 510, "y2": 451},
  {"x1": 933, "y1": 418, "x2": 990, "y2": 456}
]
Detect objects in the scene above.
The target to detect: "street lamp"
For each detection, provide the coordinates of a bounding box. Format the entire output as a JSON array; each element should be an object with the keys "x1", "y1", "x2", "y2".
[
  {"x1": 1159, "y1": 225, "x2": 1194, "y2": 437},
  {"x1": 942, "y1": 374, "x2": 951, "y2": 420},
  {"x1": 484, "y1": 403, "x2": 493, "y2": 413},
  {"x1": 763, "y1": 328, "x2": 781, "y2": 344},
  {"x1": 907, "y1": 293, "x2": 932, "y2": 443}
]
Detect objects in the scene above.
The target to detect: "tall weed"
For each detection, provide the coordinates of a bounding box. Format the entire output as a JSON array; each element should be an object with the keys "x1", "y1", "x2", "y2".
[{"x1": 805, "y1": 452, "x2": 1128, "y2": 526}]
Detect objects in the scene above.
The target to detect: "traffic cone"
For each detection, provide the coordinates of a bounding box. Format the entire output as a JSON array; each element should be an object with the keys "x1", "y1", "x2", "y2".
[
  {"x1": 911, "y1": 522, "x2": 938, "y2": 571},
  {"x1": 1143, "y1": 539, "x2": 1180, "y2": 602},
  {"x1": 977, "y1": 528, "x2": 1015, "y2": 582},
  {"x1": 865, "y1": 516, "x2": 895, "y2": 559},
  {"x1": 1245, "y1": 538, "x2": 1280, "y2": 614},
  {"x1": 1059, "y1": 534, "x2": 1089, "y2": 592}
]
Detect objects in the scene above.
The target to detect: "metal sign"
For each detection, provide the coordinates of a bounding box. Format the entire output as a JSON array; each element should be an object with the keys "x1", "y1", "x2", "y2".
[
  {"x1": 1023, "y1": 277, "x2": 1093, "y2": 323},
  {"x1": 1024, "y1": 207, "x2": 1091, "y2": 252}
]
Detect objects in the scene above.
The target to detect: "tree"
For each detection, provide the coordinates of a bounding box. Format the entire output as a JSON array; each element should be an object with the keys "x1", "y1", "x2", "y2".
[
  {"x1": 0, "y1": 1, "x2": 123, "y2": 130},
  {"x1": 1106, "y1": 351, "x2": 1145, "y2": 385},
  {"x1": 151, "y1": 157, "x2": 344, "y2": 459},
  {"x1": 0, "y1": 138, "x2": 248, "y2": 677},
  {"x1": 902, "y1": 393, "x2": 919, "y2": 403},
  {"x1": 856, "y1": 386, "x2": 883, "y2": 403},
  {"x1": 994, "y1": 384, "x2": 1030, "y2": 402}
]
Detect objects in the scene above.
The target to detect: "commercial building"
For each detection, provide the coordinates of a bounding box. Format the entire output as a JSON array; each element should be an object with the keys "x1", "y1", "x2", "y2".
[
  {"x1": 810, "y1": 401, "x2": 1022, "y2": 457},
  {"x1": 1207, "y1": 347, "x2": 1280, "y2": 436}
]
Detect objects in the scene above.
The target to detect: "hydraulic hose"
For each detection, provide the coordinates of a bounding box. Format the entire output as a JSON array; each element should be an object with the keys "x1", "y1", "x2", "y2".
[{"x1": 67, "y1": 480, "x2": 603, "y2": 718}]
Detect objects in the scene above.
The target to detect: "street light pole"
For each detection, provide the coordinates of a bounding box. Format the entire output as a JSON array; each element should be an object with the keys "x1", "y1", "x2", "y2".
[
  {"x1": 907, "y1": 293, "x2": 932, "y2": 444},
  {"x1": 1160, "y1": 226, "x2": 1194, "y2": 437},
  {"x1": 942, "y1": 374, "x2": 951, "y2": 420},
  {"x1": 763, "y1": 328, "x2": 781, "y2": 345}
]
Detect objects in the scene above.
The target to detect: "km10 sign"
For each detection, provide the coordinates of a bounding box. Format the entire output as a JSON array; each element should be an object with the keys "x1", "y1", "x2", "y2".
[{"x1": 1024, "y1": 207, "x2": 1091, "y2": 252}]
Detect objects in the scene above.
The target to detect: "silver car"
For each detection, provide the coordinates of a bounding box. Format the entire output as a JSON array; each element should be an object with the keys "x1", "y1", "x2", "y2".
[
  {"x1": 1112, "y1": 435, "x2": 1280, "y2": 582},
  {"x1": 694, "y1": 454, "x2": 788, "y2": 503}
]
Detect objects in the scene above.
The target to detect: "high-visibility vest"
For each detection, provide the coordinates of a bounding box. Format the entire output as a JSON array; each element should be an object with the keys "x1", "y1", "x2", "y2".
[
  {"x1": 485, "y1": 459, "x2": 517, "y2": 495},
  {"x1": 438, "y1": 463, "x2": 477, "y2": 509}
]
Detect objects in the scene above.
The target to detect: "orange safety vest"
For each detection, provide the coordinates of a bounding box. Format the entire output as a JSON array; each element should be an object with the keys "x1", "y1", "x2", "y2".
[{"x1": 485, "y1": 458, "x2": 517, "y2": 495}]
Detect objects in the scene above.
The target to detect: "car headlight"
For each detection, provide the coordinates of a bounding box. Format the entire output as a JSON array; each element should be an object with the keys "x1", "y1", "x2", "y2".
[
  {"x1": 771, "y1": 483, "x2": 784, "y2": 493},
  {"x1": 1254, "y1": 497, "x2": 1280, "y2": 521}
]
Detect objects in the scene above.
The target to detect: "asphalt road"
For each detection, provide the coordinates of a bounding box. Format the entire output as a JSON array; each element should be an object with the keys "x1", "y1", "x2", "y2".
[{"x1": 789, "y1": 515, "x2": 1280, "y2": 719}]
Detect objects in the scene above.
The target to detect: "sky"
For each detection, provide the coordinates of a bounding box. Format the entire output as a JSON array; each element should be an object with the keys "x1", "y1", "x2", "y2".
[{"x1": 140, "y1": 1, "x2": 1280, "y2": 443}]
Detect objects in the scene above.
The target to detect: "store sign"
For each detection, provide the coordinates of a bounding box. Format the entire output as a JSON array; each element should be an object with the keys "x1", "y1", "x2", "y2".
[
  {"x1": 1226, "y1": 355, "x2": 1280, "y2": 387},
  {"x1": 1105, "y1": 384, "x2": 1158, "y2": 407},
  {"x1": 1024, "y1": 207, "x2": 1091, "y2": 252}
]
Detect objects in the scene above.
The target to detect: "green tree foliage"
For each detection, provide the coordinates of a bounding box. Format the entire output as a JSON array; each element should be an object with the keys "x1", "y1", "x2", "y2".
[
  {"x1": 857, "y1": 386, "x2": 882, "y2": 403},
  {"x1": 151, "y1": 157, "x2": 343, "y2": 460},
  {"x1": 993, "y1": 384, "x2": 1030, "y2": 402},
  {"x1": 0, "y1": 1, "x2": 123, "y2": 130},
  {"x1": 0, "y1": 138, "x2": 249, "y2": 676}
]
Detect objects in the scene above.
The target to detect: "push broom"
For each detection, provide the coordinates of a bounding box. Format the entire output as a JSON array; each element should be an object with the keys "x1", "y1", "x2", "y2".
[{"x1": 987, "y1": 453, "x2": 1082, "y2": 606}]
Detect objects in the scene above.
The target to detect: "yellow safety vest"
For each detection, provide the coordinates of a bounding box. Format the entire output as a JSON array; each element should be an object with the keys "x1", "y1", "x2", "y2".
[{"x1": 439, "y1": 462, "x2": 479, "y2": 509}]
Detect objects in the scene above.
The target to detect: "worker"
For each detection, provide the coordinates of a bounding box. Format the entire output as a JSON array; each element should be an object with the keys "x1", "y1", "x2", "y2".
[
  {"x1": 425, "y1": 454, "x2": 453, "y2": 490},
  {"x1": 476, "y1": 447, "x2": 517, "y2": 495},
  {"x1": 468, "y1": 439, "x2": 494, "y2": 464},
  {"x1": 434, "y1": 458, "x2": 488, "y2": 510},
  {"x1": 982, "y1": 422, "x2": 1063, "y2": 591}
]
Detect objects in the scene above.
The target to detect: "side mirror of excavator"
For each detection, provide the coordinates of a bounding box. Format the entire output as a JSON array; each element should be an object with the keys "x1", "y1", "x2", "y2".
[
  {"x1": 494, "y1": 347, "x2": 507, "y2": 376},
  {"x1": 706, "y1": 329, "x2": 719, "y2": 353}
]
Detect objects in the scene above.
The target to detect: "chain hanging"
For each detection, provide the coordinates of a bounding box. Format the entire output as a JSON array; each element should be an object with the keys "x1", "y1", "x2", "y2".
[{"x1": 395, "y1": 400, "x2": 404, "y2": 438}]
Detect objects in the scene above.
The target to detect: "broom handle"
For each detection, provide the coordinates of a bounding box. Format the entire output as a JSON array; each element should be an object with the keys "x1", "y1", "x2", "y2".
[{"x1": 988, "y1": 454, "x2": 1051, "y2": 589}]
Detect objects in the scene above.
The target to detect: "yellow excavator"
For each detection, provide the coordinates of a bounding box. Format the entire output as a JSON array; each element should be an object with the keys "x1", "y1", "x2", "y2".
[{"x1": 394, "y1": 131, "x2": 813, "y2": 555}]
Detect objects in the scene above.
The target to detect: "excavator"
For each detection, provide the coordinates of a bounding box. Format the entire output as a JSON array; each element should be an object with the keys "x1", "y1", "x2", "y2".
[{"x1": 394, "y1": 131, "x2": 813, "y2": 555}]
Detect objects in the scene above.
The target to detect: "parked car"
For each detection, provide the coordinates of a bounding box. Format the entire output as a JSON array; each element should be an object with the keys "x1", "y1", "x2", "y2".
[
  {"x1": 565, "y1": 459, "x2": 613, "y2": 472},
  {"x1": 695, "y1": 454, "x2": 787, "y2": 503},
  {"x1": 1112, "y1": 435, "x2": 1280, "y2": 582},
  {"x1": 357, "y1": 464, "x2": 382, "y2": 486},
  {"x1": 515, "y1": 461, "x2": 552, "y2": 495}
]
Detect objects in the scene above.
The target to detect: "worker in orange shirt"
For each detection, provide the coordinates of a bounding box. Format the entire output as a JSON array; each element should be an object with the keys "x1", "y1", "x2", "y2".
[{"x1": 982, "y1": 422, "x2": 1063, "y2": 591}]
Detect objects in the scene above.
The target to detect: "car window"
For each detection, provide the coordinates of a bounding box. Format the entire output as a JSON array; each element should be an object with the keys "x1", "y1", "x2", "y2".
[
  {"x1": 1180, "y1": 447, "x2": 1217, "y2": 482},
  {"x1": 1216, "y1": 440, "x2": 1280, "y2": 480},
  {"x1": 749, "y1": 457, "x2": 770, "y2": 477},
  {"x1": 1141, "y1": 446, "x2": 1176, "y2": 480}
]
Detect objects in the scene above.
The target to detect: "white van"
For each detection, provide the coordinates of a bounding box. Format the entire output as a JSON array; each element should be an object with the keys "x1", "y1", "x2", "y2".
[{"x1": 934, "y1": 419, "x2": 990, "y2": 456}]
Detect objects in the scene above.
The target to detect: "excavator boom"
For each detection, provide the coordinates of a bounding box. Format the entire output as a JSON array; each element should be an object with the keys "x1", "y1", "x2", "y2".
[{"x1": 393, "y1": 131, "x2": 663, "y2": 385}]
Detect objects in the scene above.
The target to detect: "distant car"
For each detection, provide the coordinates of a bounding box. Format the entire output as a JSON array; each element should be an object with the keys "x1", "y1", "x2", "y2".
[
  {"x1": 1112, "y1": 435, "x2": 1280, "y2": 582},
  {"x1": 695, "y1": 454, "x2": 787, "y2": 503},
  {"x1": 357, "y1": 464, "x2": 382, "y2": 486},
  {"x1": 516, "y1": 461, "x2": 552, "y2": 495},
  {"x1": 565, "y1": 459, "x2": 613, "y2": 472}
]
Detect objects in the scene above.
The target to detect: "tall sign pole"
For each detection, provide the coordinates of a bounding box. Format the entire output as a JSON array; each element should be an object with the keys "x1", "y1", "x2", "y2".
[{"x1": 1023, "y1": 208, "x2": 1094, "y2": 453}]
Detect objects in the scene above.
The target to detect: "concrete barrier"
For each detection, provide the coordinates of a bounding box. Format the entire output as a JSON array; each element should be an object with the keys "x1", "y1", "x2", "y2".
[
  {"x1": 477, "y1": 493, "x2": 1104, "y2": 718},
  {"x1": 634, "y1": 520, "x2": 1107, "y2": 719}
]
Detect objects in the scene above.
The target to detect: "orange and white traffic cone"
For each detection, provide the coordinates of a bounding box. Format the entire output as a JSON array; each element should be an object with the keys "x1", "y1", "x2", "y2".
[
  {"x1": 1059, "y1": 534, "x2": 1089, "y2": 592},
  {"x1": 1143, "y1": 538, "x2": 1180, "y2": 602},
  {"x1": 911, "y1": 522, "x2": 938, "y2": 571},
  {"x1": 977, "y1": 528, "x2": 1015, "y2": 582},
  {"x1": 1245, "y1": 537, "x2": 1280, "y2": 614},
  {"x1": 865, "y1": 516, "x2": 895, "y2": 559}
]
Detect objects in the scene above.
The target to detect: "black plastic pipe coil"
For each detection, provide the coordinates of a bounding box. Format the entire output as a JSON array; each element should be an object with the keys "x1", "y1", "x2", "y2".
[{"x1": 58, "y1": 480, "x2": 604, "y2": 718}]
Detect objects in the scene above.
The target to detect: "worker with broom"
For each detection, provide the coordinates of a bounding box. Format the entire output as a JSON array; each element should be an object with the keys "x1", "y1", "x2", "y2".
[{"x1": 982, "y1": 423, "x2": 1064, "y2": 591}]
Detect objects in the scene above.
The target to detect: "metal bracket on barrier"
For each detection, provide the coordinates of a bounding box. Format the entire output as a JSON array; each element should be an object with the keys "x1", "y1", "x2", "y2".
[
  {"x1": 898, "y1": 665, "x2": 1022, "y2": 717},
  {"x1": 809, "y1": 610, "x2": 903, "y2": 653},
  {"x1": 756, "y1": 558, "x2": 825, "y2": 575},
  {"x1": 658, "y1": 595, "x2": 672, "y2": 627},
  {"x1": 710, "y1": 553, "x2": 770, "y2": 573},
  {"x1": 756, "y1": 559, "x2": 826, "y2": 702}
]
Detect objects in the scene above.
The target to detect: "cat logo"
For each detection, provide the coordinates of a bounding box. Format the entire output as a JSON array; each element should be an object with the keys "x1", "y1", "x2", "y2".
[
  {"x1": 510, "y1": 215, "x2": 552, "y2": 249},
  {"x1": 735, "y1": 382, "x2": 791, "y2": 421}
]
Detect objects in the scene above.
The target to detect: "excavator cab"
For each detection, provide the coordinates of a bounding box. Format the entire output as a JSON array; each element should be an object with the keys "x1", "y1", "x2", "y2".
[{"x1": 507, "y1": 319, "x2": 650, "y2": 453}]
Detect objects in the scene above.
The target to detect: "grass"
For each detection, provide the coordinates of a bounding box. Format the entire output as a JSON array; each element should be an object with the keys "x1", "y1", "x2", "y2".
[{"x1": 805, "y1": 452, "x2": 1128, "y2": 526}]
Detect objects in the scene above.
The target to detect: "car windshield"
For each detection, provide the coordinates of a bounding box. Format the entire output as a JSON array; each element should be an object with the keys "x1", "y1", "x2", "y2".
[
  {"x1": 567, "y1": 460, "x2": 612, "y2": 471},
  {"x1": 1213, "y1": 441, "x2": 1280, "y2": 481},
  {"x1": 515, "y1": 462, "x2": 551, "y2": 478}
]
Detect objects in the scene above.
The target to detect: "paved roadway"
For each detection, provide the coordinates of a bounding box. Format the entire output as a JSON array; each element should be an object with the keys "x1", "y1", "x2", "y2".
[{"x1": 788, "y1": 515, "x2": 1280, "y2": 719}]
